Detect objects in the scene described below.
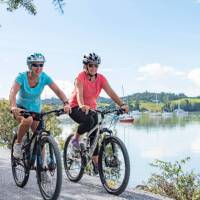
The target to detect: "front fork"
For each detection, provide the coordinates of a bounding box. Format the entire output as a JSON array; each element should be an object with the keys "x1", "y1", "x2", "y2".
[
  {"x1": 37, "y1": 133, "x2": 55, "y2": 172},
  {"x1": 100, "y1": 129, "x2": 117, "y2": 161},
  {"x1": 36, "y1": 132, "x2": 48, "y2": 171}
]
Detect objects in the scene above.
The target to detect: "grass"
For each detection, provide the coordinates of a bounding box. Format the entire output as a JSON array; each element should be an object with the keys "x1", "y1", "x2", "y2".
[{"x1": 139, "y1": 101, "x2": 164, "y2": 112}]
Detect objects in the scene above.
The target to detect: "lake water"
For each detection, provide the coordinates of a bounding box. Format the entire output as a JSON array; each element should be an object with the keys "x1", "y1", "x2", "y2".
[{"x1": 60, "y1": 112, "x2": 200, "y2": 188}]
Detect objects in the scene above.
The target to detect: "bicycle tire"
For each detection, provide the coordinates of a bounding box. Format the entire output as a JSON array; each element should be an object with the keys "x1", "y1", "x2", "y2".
[
  {"x1": 37, "y1": 134, "x2": 62, "y2": 200},
  {"x1": 98, "y1": 136, "x2": 130, "y2": 195},
  {"x1": 11, "y1": 133, "x2": 30, "y2": 187},
  {"x1": 63, "y1": 134, "x2": 85, "y2": 182}
]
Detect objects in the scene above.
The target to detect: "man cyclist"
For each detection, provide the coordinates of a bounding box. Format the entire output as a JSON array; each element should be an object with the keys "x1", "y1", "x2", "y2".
[
  {"x1": 9, "y1": 52, "x2": 71, "y2": 159},
  {"x1": 68, "y1": 52, "x2": 128, "y2": 173}
]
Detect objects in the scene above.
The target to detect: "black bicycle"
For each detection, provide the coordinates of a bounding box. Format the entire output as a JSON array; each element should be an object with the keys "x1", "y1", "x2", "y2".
[
  {"x1": 63, "y1": 109, "x2": 130, "y2": 195},
  {"x1": 11, "y1": 108, "x2": 65, "y2": 200}
]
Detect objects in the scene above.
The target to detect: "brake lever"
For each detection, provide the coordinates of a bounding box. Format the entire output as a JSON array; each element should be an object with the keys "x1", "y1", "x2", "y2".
[{"x1": 55, "y1": 109, "x2": 65, "y2": 116}]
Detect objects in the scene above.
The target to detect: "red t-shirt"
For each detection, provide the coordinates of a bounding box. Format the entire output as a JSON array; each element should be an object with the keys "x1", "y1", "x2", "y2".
[{"x1": 69, "y1": 71, "x2": 107, "y2": 109}]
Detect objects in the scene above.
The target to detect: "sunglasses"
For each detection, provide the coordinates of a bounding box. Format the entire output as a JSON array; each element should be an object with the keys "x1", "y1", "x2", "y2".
[
  {"x1": 32, "y1": 63, "x2": 44, "y2": 68},
  {"x1": 88, "y1": 64, "x2": 98, "y2": 68}
]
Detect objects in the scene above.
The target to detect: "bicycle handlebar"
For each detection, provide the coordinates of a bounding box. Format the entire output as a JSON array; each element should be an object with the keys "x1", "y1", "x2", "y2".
[
  {"x1": 16, "y1": 108, "x2": 125, "y2": 120},
  {"x1": 19, "y1": 108, "x2": 65, "y2": 119},
  {"x1": 93, "y1": 108, "x2": 125, "y2": 116}
]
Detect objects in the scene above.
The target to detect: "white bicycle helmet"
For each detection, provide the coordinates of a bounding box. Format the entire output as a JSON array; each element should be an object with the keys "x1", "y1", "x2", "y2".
[
  {"x1": 83, "y1": 52, "x2": 101, "y2": 65},
  {"x1": 27, "y1": 53, "x2": 45, "y2": 69}
]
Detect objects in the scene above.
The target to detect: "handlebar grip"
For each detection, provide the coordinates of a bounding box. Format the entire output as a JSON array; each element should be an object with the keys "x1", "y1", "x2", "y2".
[
  {"x1": 55, "y1": 108, "x2": 65, "y2": 116},
  {"x1": 60, "y1": 108, "x2": 64, "y2": 113},
  {"x1": 116, "y1": 109, "x2": 125, "y2": 115}
]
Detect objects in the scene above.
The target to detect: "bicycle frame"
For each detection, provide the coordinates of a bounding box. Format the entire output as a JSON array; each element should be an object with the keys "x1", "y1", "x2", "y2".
[
  {"x1": 22, "y1": 121, "x2": 49, "y2": 170},
  {"x1": 18, "y1": 108, "x2": 64, "y2": 170},
  {"x1": 64, "y1": 108, "x2": 130, "y2": 195},
  {"x1": 12, "y1": 108, "x2": 65, "y2": 200},
  {"x1": 81, "y1": 111, "x2": 114, "y2": 162}
]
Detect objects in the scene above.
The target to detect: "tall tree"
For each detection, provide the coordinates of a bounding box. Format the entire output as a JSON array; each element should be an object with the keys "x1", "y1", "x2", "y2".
[{"x1": 0, "y1": 0, "x2": 65, "y2": 15}]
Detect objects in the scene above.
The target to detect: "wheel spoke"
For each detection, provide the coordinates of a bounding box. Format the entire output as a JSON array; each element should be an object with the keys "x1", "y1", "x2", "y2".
[
  {"x1": 11, "y1": 135, "x2": 30, "y2": 187},
  {"x1": 37, "y1": 136, "x2": 62, "y2": 200},
  {"x1": 63, "y1": 134, "x2": 85, "y2": 182},
  {"x1": 99, "y1": 137, "x2": 130, "y2": 195}
]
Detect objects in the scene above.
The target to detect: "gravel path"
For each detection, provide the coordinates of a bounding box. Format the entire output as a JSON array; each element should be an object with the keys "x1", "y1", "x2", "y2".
[{"x1": 0, "y1": 148, "x2": 173, "y2": 200}]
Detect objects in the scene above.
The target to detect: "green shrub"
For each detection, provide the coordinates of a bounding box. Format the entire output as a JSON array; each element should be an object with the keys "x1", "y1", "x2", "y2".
[
  {"x1": 0, "y1": 100, "x2": 62, "y2": 148},
  {"x1": 0, "y1": 100, "x2": 18, "y2": 147},
  {"x1": 143, "y1": 157, "x2": 200, "y2": 200}
]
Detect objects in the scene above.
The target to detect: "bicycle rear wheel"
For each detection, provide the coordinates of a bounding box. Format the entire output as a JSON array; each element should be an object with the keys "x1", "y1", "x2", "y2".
[
  {"x1": 63, "y1": 134, "x2": 85, "y2": 182},
  {"x1": 37, "y1": 135, "x2": 62, "y2": 200},
  {"x1": 11, "y1": 133, "x2": 30, "y2": 187},
  {"x1": 98, "y1": 136, "x2": 130, "y2": 195}
]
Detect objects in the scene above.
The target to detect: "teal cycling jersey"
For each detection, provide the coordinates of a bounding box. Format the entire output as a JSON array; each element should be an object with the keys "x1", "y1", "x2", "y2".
[{"x1": 15, "y1": 71, "x2": 53, "y2": 112}]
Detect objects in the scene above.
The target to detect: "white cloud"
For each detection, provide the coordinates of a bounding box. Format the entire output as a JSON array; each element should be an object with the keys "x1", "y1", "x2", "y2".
[
  {"x1": 125, "y1": 63, "x2": 200, "y2": 96},
  {"x1": 41, "y1": 80, "x2": 74, "y2": 99},
  {"x1": 195, "y1": 0, "x2": 200, "y2": 4},
  {"x1": 137, "y1": 63, "x2": 184, "y2": 81},
  {"x1": 188, "y1": 68, "x2": 200, "y2": 87}
]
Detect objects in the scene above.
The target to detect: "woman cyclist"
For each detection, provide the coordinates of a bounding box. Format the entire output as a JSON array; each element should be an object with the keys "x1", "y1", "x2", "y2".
[
  {"x1": 9, "y1": 52, "x2": 71, "y2": 159},
  {"x1": 68, "y1": 52, "x2": 128, "y2": 172}
]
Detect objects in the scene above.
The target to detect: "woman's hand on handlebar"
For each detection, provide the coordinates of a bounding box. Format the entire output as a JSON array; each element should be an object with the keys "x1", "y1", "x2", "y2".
[
  {"x1": 120, "y1": 104, "x2": 129, "y2": 113},
  {"x1": 11, "y1": 106, "x2": 24, "y2": 116},
  {"x1": 63, "y1": 104, "x2": 71, "y2": 114},
  {"x1": 79, "y1": 104, "x2": 90, "y2": 115}
]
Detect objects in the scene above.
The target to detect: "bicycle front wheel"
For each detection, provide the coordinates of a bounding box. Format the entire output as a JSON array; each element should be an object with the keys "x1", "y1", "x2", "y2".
[
  {"x1": 63, "y1": 134, "x2": 85, "y2": 182},
  {"x1": 36, "y1": 135, "x2": 62, "y2": 200},
  {"x1": 11, "y1": 133, "x2": 30, "y2": 187},
  {"x1": 98, "y1": 136, "x2": 130, "y2": 195}
]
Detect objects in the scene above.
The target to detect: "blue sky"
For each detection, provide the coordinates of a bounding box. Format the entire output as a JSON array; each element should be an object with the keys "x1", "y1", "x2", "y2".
[{"x1": 1, "y1": 0, "x2": 200, "y2": 99}]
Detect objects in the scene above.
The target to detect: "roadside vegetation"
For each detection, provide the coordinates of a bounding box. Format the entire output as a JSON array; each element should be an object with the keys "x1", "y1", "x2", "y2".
[
  {"x1": 141, "y1": 158, "x2": 200, "y2": 200},
  {"x1": 0, "y1": 99, "x2": 63, "y2": 148}
]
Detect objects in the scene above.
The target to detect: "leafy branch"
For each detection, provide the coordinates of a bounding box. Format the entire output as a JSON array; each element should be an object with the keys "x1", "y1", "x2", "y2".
[{"x1": 0, "y1": 0, "x2": 66, "y2": 15}]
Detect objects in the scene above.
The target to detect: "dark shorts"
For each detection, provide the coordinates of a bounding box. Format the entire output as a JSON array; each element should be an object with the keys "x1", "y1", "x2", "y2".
[
  {"x1": 69, "y1": 106, "x2": 99, "y2": 156},
  {"x1": 16, "y1": 104, "x2": 40, "y2": 121}
]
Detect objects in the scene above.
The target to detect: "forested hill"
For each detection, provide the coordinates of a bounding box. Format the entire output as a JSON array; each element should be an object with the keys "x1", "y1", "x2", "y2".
[
  {"x1": 42, "y1": 92, "x2": 191, "y2": 105},
  {"x1": 41, "y1": 92, "x2": 200, "y2": 112},
  {"x1": 124, "y1": 91, "x2": 188, "y2": 102}
]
